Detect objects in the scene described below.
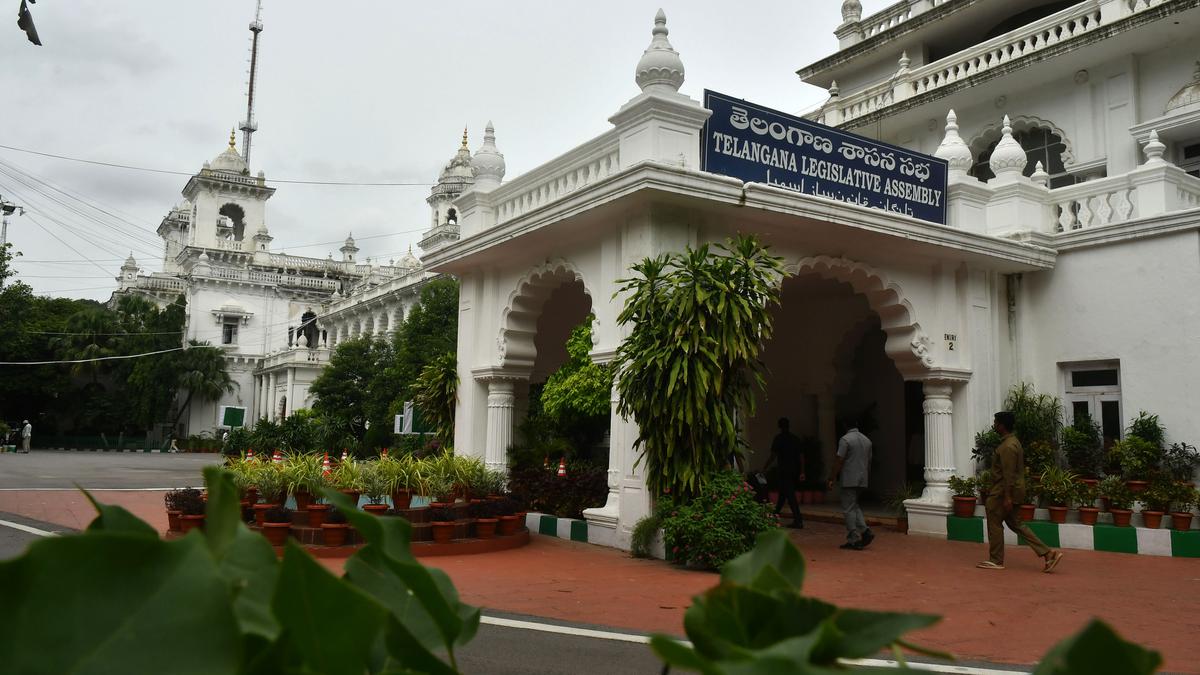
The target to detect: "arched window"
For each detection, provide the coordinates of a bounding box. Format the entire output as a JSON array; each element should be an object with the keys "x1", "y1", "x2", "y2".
[
  {"x1": 218, "y1": 203, "x2": 247, "y2": 241},
  {"x1": 970, "y1": 126, "x2": 1077, "y2": 187},
  {"x1": 446, "y1": 208, "x2": 457, "y2": 225}
]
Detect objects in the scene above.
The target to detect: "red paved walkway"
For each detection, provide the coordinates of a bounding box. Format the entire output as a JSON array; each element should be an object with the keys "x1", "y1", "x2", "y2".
[{"x1": 4, "y1": 490, "x2": 1197, "y2": 673}]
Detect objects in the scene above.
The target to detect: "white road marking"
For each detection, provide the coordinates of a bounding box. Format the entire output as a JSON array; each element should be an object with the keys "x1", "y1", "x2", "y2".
[
  {"x1": 0, "y1": 487, "x2": 196, "y2": 492},
  {"x1": 480, "y1": 616, "x2": 1029, "y2": 674},
  {"x1": 0, "y1": 518, "x2": 59, "y2": 537}
]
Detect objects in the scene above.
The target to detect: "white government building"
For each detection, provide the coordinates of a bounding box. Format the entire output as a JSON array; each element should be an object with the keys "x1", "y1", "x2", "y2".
[{"x1": 118, "y1": 0, "x2": 1200, "y2": 549}]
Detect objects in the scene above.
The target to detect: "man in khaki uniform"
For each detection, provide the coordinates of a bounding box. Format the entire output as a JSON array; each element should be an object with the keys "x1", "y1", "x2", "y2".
[{"x1": 977, "y1": 411, "x2": 1063, "y2": 572}]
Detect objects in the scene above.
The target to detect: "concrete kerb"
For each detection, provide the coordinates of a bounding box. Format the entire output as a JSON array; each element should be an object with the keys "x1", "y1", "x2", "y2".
[{"x1": 946, "y1": 514, "x2": 1200, "y2": 558}]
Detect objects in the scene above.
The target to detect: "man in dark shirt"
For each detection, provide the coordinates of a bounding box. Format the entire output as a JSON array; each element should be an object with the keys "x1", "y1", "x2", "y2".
[{"x1": 764, "y1": 417, "x2": 805, "y2": 529}]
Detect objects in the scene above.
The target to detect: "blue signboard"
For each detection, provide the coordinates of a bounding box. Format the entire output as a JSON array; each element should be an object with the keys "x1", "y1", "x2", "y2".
[{"x1": 701, "y1": 90, "x2": 948, "y2": 225}]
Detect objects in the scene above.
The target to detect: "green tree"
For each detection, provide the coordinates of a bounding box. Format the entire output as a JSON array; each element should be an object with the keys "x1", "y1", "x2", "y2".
[
  {"x1": 412, "y1": 352, "x2": 458, "y2": 446},
  {"x1": 389, "y1": 277, "x2": 459, "y2": 407},
  {"x1": 310, "y1": 336, "x2": 391, "y2": 443},
  {"x1": 614, "y1": 235, "x2": 785, "y2": 500},
  {"x1": 539, "y1": 315, "x2": 612, "y2": 451},
  {"x1": 173, "y1": 340, "x2": 236, "y2": 428}
]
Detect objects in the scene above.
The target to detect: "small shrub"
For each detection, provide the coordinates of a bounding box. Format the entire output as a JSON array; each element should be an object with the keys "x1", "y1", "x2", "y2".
[
  {"x1": 975, "y1": 470, "x2": 993, "y2": 499},
  {"x1": 467, "y1": 500, "x2": 498, "y2": 519},
  {"x1": 1062, "y1": 415, "x2": 1103, "y2": 477},
  {"x1": 1099, "y1": 476, "x2": 1134, "y2": 510},
  {"x1": 506, "y1": 463, "x2": 608, "y2": 519},
  {"x1": 1127, "y1": 411, "x2": 1165, "y2": 449},
  {"x1": 660, "y1": 471, "x2": 778, "y2": 570},
  {"x1": 1171, "y1": 485, "x2": 1198, "y2": 513},
  {"x1": 1163, "y1": 442, "x2": 1199, "y2": 483},
  {"x1": 169, "y1": 488, "x2": 204, "y2": 515},
  {"x1": 493, "y1": 497, "x2": 516, "y2": 517},
  {"x1": 1076, "y1": 481, "x2": 1098, "y2": 508},
  {"x1": 1109, "y1": 436, "x2": 1161, "y2": 481},
  {"x1": 1140, "y1": 479, "x2": 1175, "y2": 512},
  {"x1": 428, "y1": 506, "x2": 456, "y2": 523},
  {"x1": 947, "y1": 475, "x2": 976, "y2": 498},
  {"x1": 1039, "y1": 466, "x2": 1080, "y2": 507},
  {"x1": 631, "y1": 513, "x2": 662, "y2": 559},
  {"x1": 972, "y1": 429, "x2": 1002, "y2": 470},
  {"x1": 263, "y1": 506, "x2": 292, "y2": 524}
]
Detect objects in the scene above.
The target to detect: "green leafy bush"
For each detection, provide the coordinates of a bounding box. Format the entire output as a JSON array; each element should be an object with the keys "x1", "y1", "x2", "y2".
[
  {"x1": 1062, "y1": 414, "x2": 1103, "y2": 477},
  {"x1": 1099, "y1": 475, "x2": 1134, "y2": 510},
  {"x1": 1140, "y1": 479, "x2": 1175, "y2": 512},
  {"x1": 506, "y1": 462, "x2": 608, "y2": 519},
  {"x1": 1109, "y1": 436, "x2": 1161, "y2": 481},
  {"x1": 1127, "y1": 411, "x2": 1166, "y2": 449},
  {"x1": 947, "y1": 475, "x2": 976, "y2": 498},
  {"x1": 660, "y1": 471, "x2": 778, "y2": 570},
  {"x1": 1163, "y1": 442, "x2": 1199, "y2": 483},
  {"x1": 1039, "y1": 466, "x2": 1080, "y2": 507}
]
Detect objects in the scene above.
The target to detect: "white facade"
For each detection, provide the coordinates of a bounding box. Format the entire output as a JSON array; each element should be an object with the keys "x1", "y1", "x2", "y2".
[{"x1": 427, "y1": 3, "x2": 1200, "y2": 549}]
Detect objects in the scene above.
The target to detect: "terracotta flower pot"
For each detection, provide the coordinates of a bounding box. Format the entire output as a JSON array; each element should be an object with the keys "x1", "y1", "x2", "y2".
[
  {"x1": 253, "y1": 503, "x2": 275, "y2": 527},
  {"x1": 338, "y1": 490, "x2": 361, "y2": 509},
  {"x1": 363, "y1": 503, "x2": 389, "y2": 516},
  {"x1": 391, "y1": 490, "x2": 412, "y2": 510},
  {"x1": 952, "y1": 496, "x2": 976, "y2": 518},
  {"x1": 431, "y1": 521, "x2": 455, "y2": 544},
  {"x1": 430, "y1": 501, "x2": 452, "y2": 510},
  {"x1": 179, "y1": 514, "x2": 205, "y2": 533},
  {"x1": 514, "y1": 511, "x2": 527, "y2": 529},
  {"x1": 294, "y1": 490, "x2": 313, "y2": 511},
  {"x1": 474, "y1": 518, "x2": 498, "y2": 539},
  {"x1": 1125, "y1": 480, "x2": 1148, "y2": 494},
  {"x1": 166, "y1": 510, "x2": 182, "y2": 532},
  {"x1": 1170, "y1": 512, "x2": 1194, "y2": 531},
  {"x1": 244, "y1": 488, "x2": 258, "y2": 505},
  {"x1": 498, "y1": 515, "x2": 519, "y2": 536},
  {"x1": 1110, "y1": 508, "x2": 1133, "y2": 527},
  {"x1": 1047, "y1": 505, "x2": 1069, "y2": 524},
  {"x1": 321, "y1": 523, "x2": 349, "y2": 546},
  {"x1": 307, "y1": 504, "x2": 330, "y2": 528},
  {"x1": 1018, "y1": 504, "x2": 1036, "y2": 522},
  {"x1": 1079, "y1": 478, "x2": 1099, "y2": 488},
  {"x1": 262, "y1": 522, "x2": 290, "y2": 546},
  {"x1": 1078, "y1": 506, "x2": 1100, "y2": 526},
  {"x1": 1141, "y1": 510, "x2": 1164, "y2": 529}
]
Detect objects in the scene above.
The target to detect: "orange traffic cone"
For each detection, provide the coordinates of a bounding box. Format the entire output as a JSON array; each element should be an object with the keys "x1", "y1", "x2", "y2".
[
  {"x1": 381, "y1": 448, "x2": 388, "y2": 458},
  {"x1": 322, "y1": 453, "x2": 332, "y2": 477},
  {"x1": 557, "y1": 457, "x2": 567, "y2": 478},
  {"x1": 271, "y1": 449, "x2": 283, "y2": 464}
]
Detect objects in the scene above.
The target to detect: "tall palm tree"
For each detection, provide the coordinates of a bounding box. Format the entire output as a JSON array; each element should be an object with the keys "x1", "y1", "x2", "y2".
[
  {"x1": 52, "y1": 309, "x2": 118, "y2": 381},
  {"x1": 172, "y1": 340, "x2": 236, "y2": 428}
]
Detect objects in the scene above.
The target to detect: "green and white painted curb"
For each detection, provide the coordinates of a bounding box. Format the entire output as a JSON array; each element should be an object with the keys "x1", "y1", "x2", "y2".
[
  {"x1": 946, "y1": 515, "x2": 1200, "y2": 558},
  {"x1": 526, "y1": 512, "x2": 590, "y2": 543},
  {"x1": 44, "y1": 447, "x2": 165, "y2": 453}
]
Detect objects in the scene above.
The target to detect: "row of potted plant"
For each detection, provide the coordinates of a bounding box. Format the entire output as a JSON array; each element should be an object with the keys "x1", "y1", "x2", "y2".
[{"x1": 948, "y1": 469, "x2": 1199, "y2": 529}]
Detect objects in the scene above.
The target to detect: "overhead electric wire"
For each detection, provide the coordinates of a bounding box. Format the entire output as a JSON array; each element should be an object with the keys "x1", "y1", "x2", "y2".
[
  {"x1": 0, "y1": 346, "x2": 187, "y2": 366},
  {"x1": 22, "y1": 213, "x2": 115, "y2": 276},
  {"x1": 0, "y1": 143, "x2": 435, "y2": 187},
  {"x1": 20, "y1": 329, "x2": 184, "y2": 336}
]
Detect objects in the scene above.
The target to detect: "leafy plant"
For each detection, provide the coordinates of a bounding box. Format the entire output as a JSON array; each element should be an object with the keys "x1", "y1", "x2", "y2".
[
  {"x1": 660, "y1": 471, "x2": 778, "y2": 570},
  {"x1": 506, "y1": 463, "x2": 608, "y2": 519},
  {"x1": 263, "y1": 506, "x2": 292, "y2": 524},
  {"x1": 539, "y1": 315, "x2": 613, "y2": 450},
  {"x1": 1039, "y1": 466, "x2": 1080, "y2": 507},
  {"x1": 425, "y1": 474, "x2": 455, "y2": 503},
  {"x1": 972, "y1": 429, "x2": 1001, "y2": 471},
  {"x1": 251, "y1": 463, "x2": 286, "y2": 504},
  {"x1": 466, "y1": 500, "x2": 498, "y2": 520},
  {"x1": 428, "y1": 506, "x2": 456, "y2": 523},
  {"x1": 883, "y1": 481, "x2": 923, "y2": 515},
  {"x1": 1127, "y1": 411, "x2": 1165, "y2": 449},
  {"x1": 1062, "y1": 414, "x2": 1103, "y2": 478},
  {"x1": 1140, "y1": 479, "x2": 1175, "y2": 512},
  {"x1": 1005, "y1": 382, "x2": 1062, "y2": 448},
  {"x1": 1109, "y1": 436, "x2": 1161, "y2": 481},
  {"x1": 171, "y1": 488, "x2": 206, "y2": 516},
  {"x1": 614, "y1": 235, "x2": 785, "y2": 500},
  {"x1": 1076, "y1": 481, "x2": 1098, "y2": 508},
  {"x1": 1099, "y1": 475, "x2": 1134, "y2": 510},
  {"x1": 631, "y1": 513, "x2": 662, "y2": 559},
  {"x1": 482, "y1": 469, "x2": 507, "y2": 496},
  {"x1": 359, "y1": 461, "x2": 391, "y2": 505},
  {"x1": 1163, "y1": 442, "x2": 1199, "y2": 483},
  {"x1": 947, "y1": 475, "x2": 976, "y2": 498},
  {"x1": 325, "y1": 506, "x2": 348, "y2": 525},
  {"x1": 412, "y1": 352, "x2": 459, "y2": 447},
  {"x1": 282, "y1": 452, "x2": 325, "y2": 497},
  {"x1": 1171, "y1": 485, "x2": 1198, "y2": 513},
  {"x1": 1026, "y1": 440, "x2": 1057, "y2": 477},
  {"x1": 330, "y1": 457, "x2": 363, "y2": 492},
  {"x1": 975, "y1": 470, "x2": 993, "y2": 499}
]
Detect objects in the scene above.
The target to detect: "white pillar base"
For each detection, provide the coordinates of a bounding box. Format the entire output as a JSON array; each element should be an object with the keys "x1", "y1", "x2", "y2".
[{"x1": 904, "y1": 498, "x2": 951, "y2": 537}]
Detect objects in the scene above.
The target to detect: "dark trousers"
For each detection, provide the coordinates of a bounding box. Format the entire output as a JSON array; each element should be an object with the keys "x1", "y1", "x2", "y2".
[
  {"x1": 774, "y1": 477, "x2": 803, "y2": 524},
  {"x1": 985, "y1": 495, "x2": 1050, "y2": 564}
]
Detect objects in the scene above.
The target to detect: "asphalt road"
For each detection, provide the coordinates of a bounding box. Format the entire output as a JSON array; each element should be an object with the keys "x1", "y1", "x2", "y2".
[
  {"x1": 0, "y1": 450, "x2": 221, "y2": 489},
  {"x1": 457, "y1": 617, "x2": 665, "y2": 674},
  {"x1": 0, "y1": 512, "x2": 71, "y2": 560}
]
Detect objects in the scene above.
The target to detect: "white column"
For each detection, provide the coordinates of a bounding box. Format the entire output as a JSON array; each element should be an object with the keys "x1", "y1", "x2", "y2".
[
  {"x1": 285, "y1": 367, "x2": 295, "y2": 418},
  {"x1": 904, "y1": 379, "x2": 959, "y2": 537},
  {"x1": 268, "y1": 372, "x2": 278, "y2": 421},
  {"x1": 484, "y1": 379, "x2": 516, "y2": 473},
  {"x1": 583, "y1": 378, "x2": 624, "y2": 538}
]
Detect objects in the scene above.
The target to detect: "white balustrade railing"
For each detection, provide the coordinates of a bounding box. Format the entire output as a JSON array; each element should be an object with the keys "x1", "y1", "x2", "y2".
[
  {"x1": 862, "y1": 2, "x2": 913, "y2": 38},
  {"x1": 214, "y1": 238, "x2": 244, "y2": 252},
  {"x1": 1050, "y1": 176, "x2": 1138, "y2": 232},
  {"x1": 1126, "y1": 0, "x2": 1169, "y2": 11},
  {"x1": 492, "y1": 131, "x2": 621, "y2": 224},
  {"x1": 204, "y1": 266, "x2": 340, "y2": 291},
  {"x1": 135, "y1": 276, "x2": 185, "y2": 292}
]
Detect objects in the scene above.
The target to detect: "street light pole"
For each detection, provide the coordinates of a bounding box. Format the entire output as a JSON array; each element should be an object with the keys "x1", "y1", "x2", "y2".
[{"x1": 1, "y1": 197, "x2": 25, "y2": 248}]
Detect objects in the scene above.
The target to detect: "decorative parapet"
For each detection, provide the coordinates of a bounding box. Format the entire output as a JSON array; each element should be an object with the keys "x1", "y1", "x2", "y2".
[
  {"x1": 490, "y1": 132, "x2": 622, "y2": 227},
  {"x1": 826, "y1": 0, "x2": 1168, "y2": 128},
  {"x1": 259, "y1": 346, "x2": 330, "y2": 371}
]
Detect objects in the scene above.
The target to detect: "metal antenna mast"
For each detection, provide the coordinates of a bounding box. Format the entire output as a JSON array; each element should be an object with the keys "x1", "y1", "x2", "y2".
[{"x1": 239, "y1": 0, "x2": 264, "y2": 169}]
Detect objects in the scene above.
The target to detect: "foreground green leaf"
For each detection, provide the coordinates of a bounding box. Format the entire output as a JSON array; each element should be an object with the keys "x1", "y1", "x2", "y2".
[{"x1": 1033, "y1": 619, "x2": 1161, "y2": 675}]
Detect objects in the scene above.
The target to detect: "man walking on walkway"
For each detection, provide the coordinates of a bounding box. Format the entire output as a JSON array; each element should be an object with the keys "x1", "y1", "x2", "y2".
[
  {"x1": 20, "y1": 420, "x2": 31, "y2": 453},
  {"x1": 764, "y1": 418, "x2": 805, "y2": 529},
  {"x1": 978, "y1": 411, "x2": 1064, "y2": 572},
  {"x1": 829, "y1": 419, "x2": 873, "y2": 550}
]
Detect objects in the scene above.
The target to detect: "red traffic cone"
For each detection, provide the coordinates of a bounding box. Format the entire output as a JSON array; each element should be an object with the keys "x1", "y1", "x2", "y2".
[
  {"x1": 381, "y1": 448, "x2": 388, "y2": 458},
  {"x1": 271, "y1": 449, "x2": 283, "y2": 464},
  {"x1": 557, "y1": 457, "x2": 567, "y2": 478},
  {"x1": 322, "y1": 452, "x2": 332, "y2": 477},
  {"x1": 246, "y1": 448, "x2": 254, "y2": 460}
]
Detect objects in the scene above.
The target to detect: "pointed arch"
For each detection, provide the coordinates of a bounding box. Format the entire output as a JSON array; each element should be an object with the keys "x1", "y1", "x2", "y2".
[
  {"x1": 967, "y1": 114, "x2": 1075, "y2": 168},
  {"x1": 496, "y1": 259, "x2": 595, "y2": 373},
  {"x1": 784, "y1": 256, "x2": 934, "y2": 378}
]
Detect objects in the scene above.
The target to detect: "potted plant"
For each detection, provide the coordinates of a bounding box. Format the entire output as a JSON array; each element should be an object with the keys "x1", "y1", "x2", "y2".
[
  {"x1": 1109, "y1": 436, "x2": 1160, "y2": 493},
  {"x1": 429, "y1": 506, "x2": 456, "y2": 544},
  {"x1": 426, "y1": 474, "x2": 455, "y2": 508},
  {"x1": 1062, "y1": 414, "x2": 1103, "y2": 480},
  {"x1": 947, "y1": 475, "x2": 977, "y2": 518},
  {"x1": 331, "y1": 458, "x2": 362, "y2": 509},
  {"x1": 175, "y1": 489, "x2": 206, "y2": 533},
  {"x1": 1076, "y1": 482, "x2": 1100, "y2": 526},
  {"x1": 495, "y1": 497, "x2": 520, "y2": 536},
  {"x1": 1100, "y1": 476, "x2": 1134, "y2": 527},
  {"x1": 1163, "y1": 441, "x2": 1199, "y2": 485},
  {"x1": 1169, "y1": 484, "x2": 1197, "y2": 531},
  {"x1": 484, "y1": 469, "x2": 507, "y2": 499},
  {"x1": 261, "y1": 506, "x2": 292, "y2": 546},
  {"x1": 320, "y1": 507, "x2": 350, "y2": 546},
  {"x1": 360, "y1": 461, "x2": 391, "y2": 515},
  {"x1": 282, "y1": 453, "x2": 322, "y2": 511},
  {"x1": 303, "y1": 468, "x2": 332, "y2": 528},
  {"x1": 1139, "y1": 479, "x2": 1173, "y2": 530},
  {"x1": 164, "y1": 488, "x2": 193, "y2": 532},
  {"x1": 468, "y1": 499, "x2": 499, "y2": 539},
  {"x1": 1019, "y1": 467, "x2": 1039, "y2": 522},
  {"x1": 251, "y1": 463, "x2": 287, "y2": 526},
  {"x1": 379, "y1": 454, "x2": 414, "y2": 509},
  {"x1": 1039, "y1": 466, "x2": 1079, "y2": 524}
]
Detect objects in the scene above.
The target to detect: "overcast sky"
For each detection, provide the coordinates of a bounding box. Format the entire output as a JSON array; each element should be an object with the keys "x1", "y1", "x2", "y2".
[{"x1": 1, "y1": 0, "x2": 890, "y2": 301}]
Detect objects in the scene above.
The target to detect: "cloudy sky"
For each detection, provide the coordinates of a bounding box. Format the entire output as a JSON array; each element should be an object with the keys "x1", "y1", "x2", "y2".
[{"x1": 2, "y1": 0, "x2": 890, "y2": 300}]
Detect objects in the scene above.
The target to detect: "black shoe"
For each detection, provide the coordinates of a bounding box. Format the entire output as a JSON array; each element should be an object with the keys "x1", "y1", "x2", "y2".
[
  {"x1": 861, "y1": 530, "x2": 875, "y2": 548},
  {"x1": 839, "y1": 542, "x2": 864, "y2": 550},
  {"x1": 788, "y1": 521, "x2": 804, "y2": 529}
]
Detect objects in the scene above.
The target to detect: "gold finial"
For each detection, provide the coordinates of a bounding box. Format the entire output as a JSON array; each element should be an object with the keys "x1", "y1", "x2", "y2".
[
  {"x1": 228, "y1": 128, "x2": 237, "y2": 150},
  {"x1": 461, "y1": 126, "x2": 469, "y2": 149}
]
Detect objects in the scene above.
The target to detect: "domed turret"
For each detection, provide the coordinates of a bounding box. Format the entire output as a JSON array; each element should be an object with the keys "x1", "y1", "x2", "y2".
[
  {"x1": 1166, "y1": 61, "x2": 1200, "y2": 114},
  {"x1": 635, "y1": 10, "x2": 684, "y2": 95},
  {"x1": 209, "y1": 130, "x2": 248, "y2": 174},
  {"x1": 440, "y1": 127, "x2": 476, "y2": 182},
  {"x1": 399, "y1": 245, "x2": 421, "y2": 270},
  {"x1": 472, "y1": 121, "x2": 506, "y2": 191}
]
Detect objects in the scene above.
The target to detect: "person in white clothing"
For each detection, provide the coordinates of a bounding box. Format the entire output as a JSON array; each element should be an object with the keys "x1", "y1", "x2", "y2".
[
  {"x1": 828, "y1": 418, "x2": 873, "y2": 550},
  {"x1": 20, "y1": 420, "x2": 32, "y2": 453}
]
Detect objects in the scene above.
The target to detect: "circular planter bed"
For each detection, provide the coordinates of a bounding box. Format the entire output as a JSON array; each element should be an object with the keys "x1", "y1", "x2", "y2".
[
  {"x1": 1078, "y1": 506, "x2": 1100, "y2": 526},
  {"x1": 952, "y1": 496, "x2": 976, "y2": 518},
  {"x1": 1110, "y1": 508, "x2": 1133, "y2": 527},
  {"x1": 474, "y1": 518, "x2": 498, "y2": 539}
]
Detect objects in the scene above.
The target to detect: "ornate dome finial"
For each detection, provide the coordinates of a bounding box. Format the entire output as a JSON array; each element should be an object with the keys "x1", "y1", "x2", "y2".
[
  {"x1": 635, "y1": 9, "x2": 685, "y2": 95},
  {"x1": 228, "y1": 128, "x2": 237, "y2": 149},
  {"x1": 461, "y1": 126, "x2": 469, "y2": 149},
  {"x1": 1030, "y1": 161, "x2": 1049, "y2": 187},
  {"x1": 472, "y1": 120, "x2": 506, "y2": 191},
  {"x1": 989, "y1": 114, "x2": 1028, "y2": 180},
  {"x1": 1143, "y1": 129, "x2": 1167, "y2": 166},
  {"x1": 934, "y1": 109, "x2": 973, "y2": 176},
  {"x1": 829, "y1": 80, "x2": 840, "y2": 98},
  {"x1": 841, "y1": 0, "x2": 863, "y2": 23}
]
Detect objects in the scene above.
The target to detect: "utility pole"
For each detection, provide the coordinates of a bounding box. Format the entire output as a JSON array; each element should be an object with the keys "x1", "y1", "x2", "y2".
[{"x1": 1, "y1": 197, "x2": 24, "y2": 248}]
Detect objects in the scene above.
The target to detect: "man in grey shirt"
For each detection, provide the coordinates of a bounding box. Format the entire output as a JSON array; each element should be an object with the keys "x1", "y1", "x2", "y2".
[{"x1": 828, "y1": 419, "x2": 873, "y2": 550}]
